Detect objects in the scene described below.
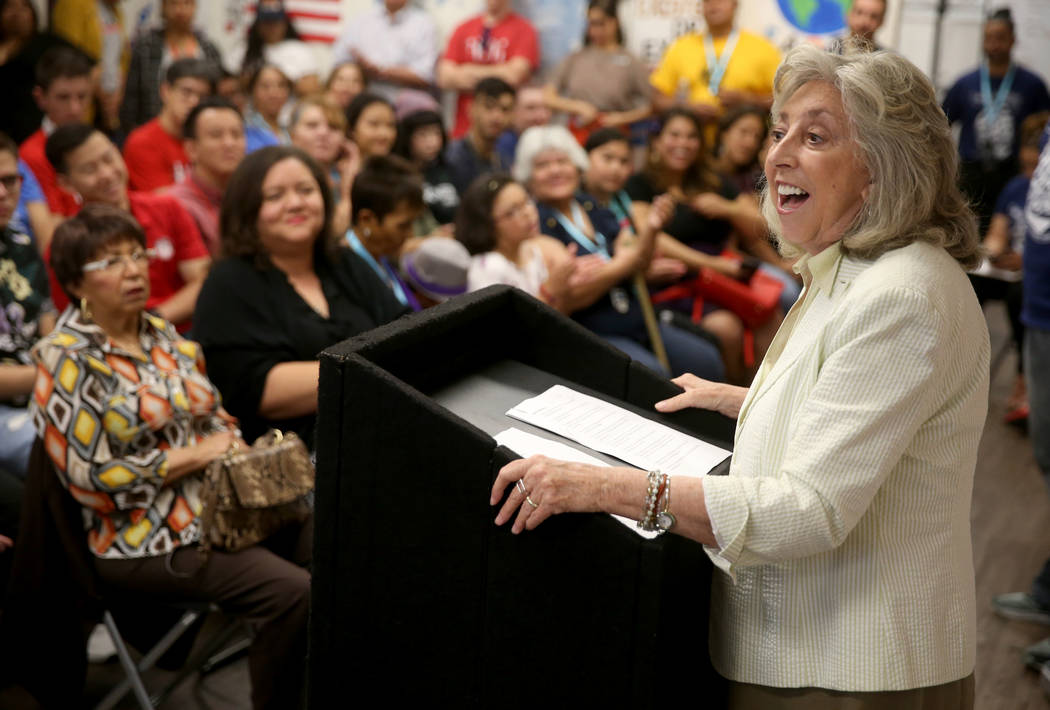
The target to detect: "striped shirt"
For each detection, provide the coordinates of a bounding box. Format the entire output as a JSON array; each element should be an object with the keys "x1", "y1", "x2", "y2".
[{"x1": 703, "y1": 240, "x2": 989, "y2": 691}]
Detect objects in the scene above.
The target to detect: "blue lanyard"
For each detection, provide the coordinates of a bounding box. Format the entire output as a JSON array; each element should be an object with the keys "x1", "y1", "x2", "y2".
[
  {"x1": 979, "y1": 62, "x2": 1017, "y2": 124},
  {"x1": 553, "y1": 200, "x2": 610, "y2": 259},
  {"x1": 608, "y1": 191, "x2": 635, "y2": 233},
  {"x1": 346, "y1": 230, "x2": 419, "y2": 310},
  {"x1": 703, "y1": 30, "x2": 739, "y2": 97}
]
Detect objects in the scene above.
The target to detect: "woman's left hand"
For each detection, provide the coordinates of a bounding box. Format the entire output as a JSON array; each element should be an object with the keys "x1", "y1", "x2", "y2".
[{"x1": 491, "y1": 456, "x2": 606, "y2": 534}]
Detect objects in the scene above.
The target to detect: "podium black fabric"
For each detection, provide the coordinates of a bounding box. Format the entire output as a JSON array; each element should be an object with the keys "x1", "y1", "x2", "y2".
[{"x1": 312, "y1": 286, "x2": 733, "y2": 708}]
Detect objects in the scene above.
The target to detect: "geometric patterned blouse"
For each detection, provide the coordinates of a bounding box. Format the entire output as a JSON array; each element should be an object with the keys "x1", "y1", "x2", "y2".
[{"x1": 30, "y1": 308, "x2": 230, "y2": 558}]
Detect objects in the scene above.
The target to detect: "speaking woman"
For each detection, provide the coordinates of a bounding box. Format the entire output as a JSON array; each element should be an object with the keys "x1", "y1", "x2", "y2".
[{"x1": 492, "y1": 45, "x2": 987, "y2": 708}]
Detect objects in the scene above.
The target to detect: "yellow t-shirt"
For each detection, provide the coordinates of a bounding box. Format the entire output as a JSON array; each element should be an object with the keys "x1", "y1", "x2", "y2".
[{"x1": 649, "y1": 30, "x2": 781, "y2": 110}]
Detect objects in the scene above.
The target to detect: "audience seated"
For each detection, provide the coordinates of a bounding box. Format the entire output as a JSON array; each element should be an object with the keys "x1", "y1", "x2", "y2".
[
  {"x1": 0, "y1": 0, "x2": 80, "y2": 144},
  {"x1": 396, "y1": 109, "x2": 458, "y2": 228},
  {"x1": 0, "y1": 132, "x2": 55, "y2": 483},
  {"x1": 123, "y1": 57, "x2": 215, "y2": 192},
  {"x1": 510, "y1": 125, "x2": 726, "y2": 381},
  {"x1": 437, "y1": 0, "x2": 539, "y2": 139},
  {"x1": 51, "y1": 0, "x2": 129, "y2": 132},
  {"x1": 346, "y1": 92, "x2": 398, "y2": 162},
  {"x1": 289, "y1": 93, "x2": 355, "y2": 236},
  {"x1": 15, "y1": 157, "x2": 60, "y2": 252},
  {"x1": 649, "y1": 0, "x2": 779, "y2": 138},
  {"x1": 581, "y1": 127, "x2": 688, "y2": 289},
  {"x1": 710, "y1": 104, "x2": 767, "y2": 196},
  {"x1": 119, "y1": 0, "x2": 222, "y2": 132},
  {"x1": 331, "y1": 0, "x2": 439, "y2": 114},
  {"x1": 345, "y1": 154, "x2": 425, "y2": 311},
  {"x1": 45, "y1": 124, "x2": 211, "y2": 330},
  {"x1": 34, "y1": 204, "x2": 310, "y2": 710},
  {"x1": 244, "y1": 0, "x2": 321, "y2": 98},
  {"x1": 543, "y1": 0, "x2": 652, "y2": 144},
  {"x1": 166, "y1": 97, "x2": 246, "y2": 256},
  {"x1": 495, "y1": 84, "x2": 551, "y2": 169},
  {"x1": 19, "y1": 46, "x2": 92, "y2": 217},
  {"x1": 193, "y1": 146, "x2": 408, "y2": 446},
  {"x1": 324, "y1": 60, "x2": 367, "y2": 111},
  {"x1": 625, "y1": 109, "x2": 791, "y2": 382},
  {"x1": 445, "y1": 77, "x2": 515, "y2": 194},
  {"x1": 244, "y1": 62, "x2": 293, "y2": 153}
]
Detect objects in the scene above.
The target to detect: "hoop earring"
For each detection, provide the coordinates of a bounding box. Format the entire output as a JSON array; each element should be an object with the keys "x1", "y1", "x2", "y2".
[{"x1": 79, "y1": 297, "x2": 92, "y2": 320}]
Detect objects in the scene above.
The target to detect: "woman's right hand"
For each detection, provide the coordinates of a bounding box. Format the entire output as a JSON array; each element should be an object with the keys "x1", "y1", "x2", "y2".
[
  {"x1": 199, "y1": 430, "x2": 250, "y2": 464},
  {"x1": 654, "y1": 374, "x2": 748, "y2": 420}
]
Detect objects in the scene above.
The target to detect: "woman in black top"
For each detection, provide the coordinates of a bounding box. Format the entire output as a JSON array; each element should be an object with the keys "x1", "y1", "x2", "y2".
[
  {"x1": 626, "y1": 109, "x2": 784, "y2": 382},
  {"x1": 194, "y1": 146, "x2": 407, "y2": 446}
]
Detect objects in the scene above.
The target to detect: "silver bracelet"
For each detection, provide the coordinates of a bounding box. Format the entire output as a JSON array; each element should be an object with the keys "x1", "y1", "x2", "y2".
[{"x1": 638, "y1": 470, "x2": 663, "y2": 531}]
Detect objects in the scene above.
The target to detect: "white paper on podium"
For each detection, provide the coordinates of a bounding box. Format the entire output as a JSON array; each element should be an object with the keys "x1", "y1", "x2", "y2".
[
  {"x1": 505, "y1": 385, "x2": 731, "y2": 478},
  {"x1": 493, "y1": 427, "x2": 659, "y2": 539}
]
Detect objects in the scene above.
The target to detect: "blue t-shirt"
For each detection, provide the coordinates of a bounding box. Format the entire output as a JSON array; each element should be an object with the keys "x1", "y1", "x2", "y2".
[
  {"x1": 1022, "y1": 121, "x2": 1050, "y2": 329},
  {"x1": 943, "y1": 65, "x2": 1050, "y2": 163},
  {"x1": 13, "y1": 159, "x2": 45, "y2": 240},
  {"x1": 995, "y1": 174, "x2": 1031, "y2": 253}
]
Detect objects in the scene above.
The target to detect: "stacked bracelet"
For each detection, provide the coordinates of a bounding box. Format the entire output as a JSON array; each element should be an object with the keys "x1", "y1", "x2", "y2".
[
  {"x1": 638, "y1": 470, "x2": 662, "y2": 531},
  {"x1": 656, "y1": 474, "x2": 676, "y2": 532}
]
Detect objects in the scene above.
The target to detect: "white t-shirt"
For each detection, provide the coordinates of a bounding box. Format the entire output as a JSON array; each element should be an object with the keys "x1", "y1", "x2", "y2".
[{"x1": 467, "y1": 244, "x2": 547, "y2": 296}]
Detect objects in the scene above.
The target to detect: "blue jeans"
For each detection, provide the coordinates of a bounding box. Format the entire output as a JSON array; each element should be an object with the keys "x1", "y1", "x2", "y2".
[
  {"x1": 0, "y1": 404, "x2": 34, "y2": 480},
  {"x1": 1024, "y1": 329, "x2": 1050, "y2": 605},
  {"x1": 602, "y1": 322, "x2": 726, "y2": 382}
]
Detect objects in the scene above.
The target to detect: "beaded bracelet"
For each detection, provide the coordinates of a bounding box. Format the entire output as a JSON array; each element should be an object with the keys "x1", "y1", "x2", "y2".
[{"x1": 637, "y1": 470, "x2": 663, "y2": 531}]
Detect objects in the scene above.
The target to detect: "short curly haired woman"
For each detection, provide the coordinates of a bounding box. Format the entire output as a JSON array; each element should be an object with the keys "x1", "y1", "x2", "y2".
[
  {"x1": 494, "y1": 45, "x2": 986, "y2": 709},
  {"x1": 35, "y1": 204, "x2": 311, "y2": 710}
]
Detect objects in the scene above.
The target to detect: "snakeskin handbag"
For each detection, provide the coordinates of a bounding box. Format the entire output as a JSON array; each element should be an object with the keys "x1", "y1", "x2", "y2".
[{"x1": 199, "y1": 429, "x2": 314, "y2": 553}]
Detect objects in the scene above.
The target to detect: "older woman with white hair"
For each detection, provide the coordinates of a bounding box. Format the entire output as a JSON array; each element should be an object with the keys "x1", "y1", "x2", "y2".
[
  {"x1": 511, "y1": 124, "x2": 725, "y2": 380},
  {"x1": 492, "y1": 45, "x2": 987, "y2": 708}
]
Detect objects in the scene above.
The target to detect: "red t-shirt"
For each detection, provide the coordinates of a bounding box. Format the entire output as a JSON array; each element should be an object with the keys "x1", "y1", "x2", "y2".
[
  {"x1": 123, "y1": 118, "x2": 190, "y2": 192},
  {"x1": 19, "y1": 129, "x2": 80, "y2": 217},
  {"x1": 48, "y1": 192, "x2": 210, "y2": 329},
  {"x1": 442, "y1": 13, "x2": 539, "y2": 138}
]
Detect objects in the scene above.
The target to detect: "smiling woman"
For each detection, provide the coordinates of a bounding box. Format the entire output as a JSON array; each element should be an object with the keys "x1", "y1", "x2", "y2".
[
  {"x1": 193, "y1": 146, "x2": 408, "y2": 447},
  {"x1": 492, "y1": 45, "x2": 987, "y2": 710}
]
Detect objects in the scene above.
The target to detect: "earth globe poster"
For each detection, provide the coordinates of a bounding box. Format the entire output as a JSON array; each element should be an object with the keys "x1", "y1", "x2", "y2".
[{"x1": 776, "y1": 0, "x2": 850, "y2": 35}]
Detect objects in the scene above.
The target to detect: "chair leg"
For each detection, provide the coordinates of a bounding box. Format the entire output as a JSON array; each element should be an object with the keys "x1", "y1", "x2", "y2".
[
  {"x1": 96, "y1": 609, "x2": 203, "y2": 710},
  {"x1": 96, "y1": 610, "x2": 155, "y2": 710},
  {"x1": 150, "y1": 617, "x2": 249, "y2": 706}
]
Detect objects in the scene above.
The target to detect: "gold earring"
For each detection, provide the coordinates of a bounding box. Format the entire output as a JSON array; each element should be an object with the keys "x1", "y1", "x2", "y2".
[{"x1": 79, "y1": 297, "x2": 92, "y2": 320}]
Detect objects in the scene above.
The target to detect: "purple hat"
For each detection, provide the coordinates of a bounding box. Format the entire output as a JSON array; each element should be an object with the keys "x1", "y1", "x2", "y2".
[{"x1": 399, "y1": 238, "x2": 470, "y2": 302}]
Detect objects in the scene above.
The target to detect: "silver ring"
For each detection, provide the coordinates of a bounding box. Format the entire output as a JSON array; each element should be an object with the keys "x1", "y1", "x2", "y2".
[
  {"x1": 526, "y1": 495, "x2": 539, "y2": 508},
  {"x1": 515, "y1": 479, "x2": 527, "y2": 496}
]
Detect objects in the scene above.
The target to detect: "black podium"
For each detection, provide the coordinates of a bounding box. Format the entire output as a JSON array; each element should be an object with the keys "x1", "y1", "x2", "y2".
[{"x1": 311, "y1": 286, "x2": 734, "y2": 708}]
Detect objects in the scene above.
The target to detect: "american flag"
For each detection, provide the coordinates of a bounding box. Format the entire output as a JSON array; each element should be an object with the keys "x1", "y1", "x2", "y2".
[
  {"x1": 239, "y1": 0, "x2": 344, "y2": 44},
  {"x1": 281, "y1": 0, "x2": 343, "y2": 44}
]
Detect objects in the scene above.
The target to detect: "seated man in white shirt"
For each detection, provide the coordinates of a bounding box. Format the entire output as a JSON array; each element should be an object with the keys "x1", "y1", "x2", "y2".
[{"x1": 330, "y1": 0, "x2": 438, "y2": 112}]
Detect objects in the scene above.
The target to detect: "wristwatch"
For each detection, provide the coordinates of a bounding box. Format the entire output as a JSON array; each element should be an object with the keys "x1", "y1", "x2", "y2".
[{"x1": 655, "y1": 510, "x2": 676, "y2": 532}]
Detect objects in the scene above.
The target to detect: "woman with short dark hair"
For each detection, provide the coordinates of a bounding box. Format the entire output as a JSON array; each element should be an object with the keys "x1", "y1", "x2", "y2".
[
  {"x1": 35, "y1": 203, "x2": 310, "y2": 710},
  {"x1": 194, "y1": 146, "x2": 407, "y2": 446}
]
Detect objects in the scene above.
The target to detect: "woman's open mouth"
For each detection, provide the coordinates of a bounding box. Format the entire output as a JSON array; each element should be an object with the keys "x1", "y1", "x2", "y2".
[{"x1": 777, "y1": 183, "x2": 810, "y2": 212}]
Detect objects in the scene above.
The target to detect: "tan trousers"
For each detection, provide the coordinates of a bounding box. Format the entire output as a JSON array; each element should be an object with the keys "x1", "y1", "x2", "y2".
[{"x1": 728, "y1": 673, "x2": 975, "y2": 710}]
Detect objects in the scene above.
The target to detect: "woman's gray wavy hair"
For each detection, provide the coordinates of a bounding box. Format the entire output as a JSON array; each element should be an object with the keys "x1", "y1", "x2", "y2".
[
  {"x1": 512, "y1": 125, "x2": 590, "y2": 185},
  {"x1": 761, "y1": 44, "x2": 980, "y2": 269}
]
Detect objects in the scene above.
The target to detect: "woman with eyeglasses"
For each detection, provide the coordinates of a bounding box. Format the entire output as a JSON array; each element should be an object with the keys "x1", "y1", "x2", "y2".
[{"x1": 34, "y1": 203, "x2": 311, "y2": 710}]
